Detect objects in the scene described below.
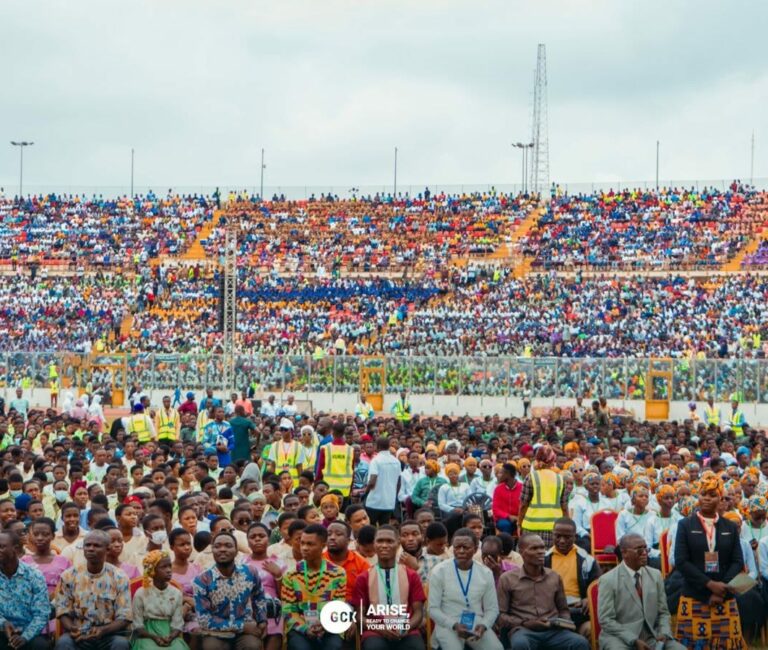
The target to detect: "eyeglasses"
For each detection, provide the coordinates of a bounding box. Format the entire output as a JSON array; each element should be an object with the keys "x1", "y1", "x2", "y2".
[{"x1": 628, "y1": 546, "x2": 650, "y2": 555}]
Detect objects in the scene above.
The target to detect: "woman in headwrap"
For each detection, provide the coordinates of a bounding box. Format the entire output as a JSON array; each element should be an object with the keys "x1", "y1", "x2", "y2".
[
  {"x1": 616, "y1": 485, "x2": 659, "y2": 568},
  {"x1": 674, "y1": 471, "x2": 746, "y2": 649},
  {"x1": 410, "y1": 459, "x2": 446, "y2": 510},
  {"x1": 599, "y1": 473, "x2": 621, "y2": 511},
  {"x1": 132, "y1": 550, "x2": 189, "y2": 650},
  {"x1": 742, "y1": 495, "x2": 768, "y2": 554},
  {"x1": 436, "y1": 462, "x2": 470, "y2": 537}
]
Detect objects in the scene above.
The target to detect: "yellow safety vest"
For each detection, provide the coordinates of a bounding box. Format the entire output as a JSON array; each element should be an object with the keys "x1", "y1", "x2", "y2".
[
  {"x1": 730, "y1": 410, "x2": 745, "y2": 436},
  {"x1": 523, "y1": 469, "x2": 563, "y2": 532},
  {"x1": 393, "y1": 399, "x2": 411, "y2": 422},
  {"x1": 705, "y1": 406, "x2": 719, "y2": 426},
  {"x1": 156, "y1": 409, "x2": 179, "y2": 441},
  {"x1": 275, "y1": 441, "x2": 301, "y2": 487},
  {"x1": 321, "y1": 442, "x2": 354, "y2": 496},
  {"x1": 128, "y1": 414, "x2": 152, "y2": 443},
  {"x1": 50, "y1": 379, "x2": 59, "y2": 394}
]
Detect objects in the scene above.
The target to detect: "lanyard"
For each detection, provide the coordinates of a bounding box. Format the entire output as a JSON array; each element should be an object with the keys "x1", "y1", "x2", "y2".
[
  {"x1": 377, "y1": 566, "x2": 393, "y2": 605},
  {"x1": 302, "y1": 560, "x2": 326, "y2": 598},
  {"x1": 749, "y1": 523, "x2": 765, "y2": 543},
  {"x1": 696, "y1": 513, "x2": 718, "y2": 553},
  {"x1": 453, "y1": 560, "x2": 473, "y2": 609}
]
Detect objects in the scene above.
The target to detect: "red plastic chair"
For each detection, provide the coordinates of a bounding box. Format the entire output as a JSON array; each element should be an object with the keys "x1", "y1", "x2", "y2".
[
  {"x1": 587, "y1": 581, "x2": 600, "y2": 650},
  {"x1": 590, "y1": 510, "x2": 619, "y2": 568}
]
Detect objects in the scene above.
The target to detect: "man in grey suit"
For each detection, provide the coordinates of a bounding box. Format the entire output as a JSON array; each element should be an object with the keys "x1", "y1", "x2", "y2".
[{"x1": 597, "y1": 534, "x2": 685, "y2": 650}]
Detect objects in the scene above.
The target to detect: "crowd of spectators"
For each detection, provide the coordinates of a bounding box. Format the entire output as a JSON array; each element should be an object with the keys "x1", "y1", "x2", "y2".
[
  {"x1": 0, "y1": 391, "x2": 767, "y2": 649},
  {"x1": 202, "y1": 191, "x2": 534, "y2": 274},
  {"x1": 0, "y1": 193, "x2": 215, "y2": 268},
  {"x1": 522, "y1": 184, "x2": 763, "y2": 270}
]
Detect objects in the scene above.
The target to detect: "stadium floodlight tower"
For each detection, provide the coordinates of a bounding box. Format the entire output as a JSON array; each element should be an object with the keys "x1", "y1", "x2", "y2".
[
  {"x1": 529, "y1": 44, "x2": 550, "y2": 198},
  {"x1": 222, "y1": 218, "x2": 238, "y2": 390}
]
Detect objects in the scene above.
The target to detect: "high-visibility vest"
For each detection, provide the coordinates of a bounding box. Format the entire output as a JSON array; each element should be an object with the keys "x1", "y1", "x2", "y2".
[
  {"x1": 321, "y1": 442, "x2": 354, "y2": 496},
  {"x1": 705, "y1": 405, "x2": 719, "y2": 426},
  {"x1": 50, "y1": 379, "x2": 59, "y2": 394},
  {"x1": 356, "y1": 402, "x2": 374, "y2": 420},
  {"x1": 275, "y1": 440, "x2": 302, "y2": 487},
  {"x1": 523, "y1": 469, "x2": 563, "y2": 532},
  {"x1": 156, "y1": 409, "x2": 179, "y2": 441},
  {"x1": 128, "y1": 414, "x2": 152, "y2": 443},
  {"x1": 730, "y1": 410, "x2": 745, "y2": 435},
  {"x1": 393, "y1": 399, "x2": 411, "y2": 422}
]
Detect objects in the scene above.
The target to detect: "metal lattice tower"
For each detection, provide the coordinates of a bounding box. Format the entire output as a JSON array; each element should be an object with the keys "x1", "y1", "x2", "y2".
[
  {"x1": 530, "y1": 44, "x2": 550, "y2": 197},
  {"x1": 222, "y1": 217, "x2": 237, "y2": 390}
]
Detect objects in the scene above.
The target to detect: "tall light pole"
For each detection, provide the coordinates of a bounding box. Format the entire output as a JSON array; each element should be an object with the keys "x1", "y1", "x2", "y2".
[
  {"x1": 393, "y1": 147, "x2": 398, "y2": 198},
  {"x1": 10, "y1": 141, "x2": 34, "y2": 197},
  {"x1": 655, "y1": 140, "x2": 660, "y2": 190},
  {"x1": 130, "y1": 148, "x2": 135, "y2": 197},
  {"x1": 260, "y1": 148, "x2": 266, "y2": 200},
  {"x1": 751, "y1": 131, "x2": 755, "y2": 186},
  {"x1": 512, "y1": 142, "x2": 534, "y2": 193}
]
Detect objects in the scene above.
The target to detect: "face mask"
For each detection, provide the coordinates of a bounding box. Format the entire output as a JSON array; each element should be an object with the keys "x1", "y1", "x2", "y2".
[
  {"x1": 151, "y1": 530, "x2": 168, "y2": 545},
  {"x1": 9, "y1": 490, "x2": 21, "y2": 498},
  {"x1": 55, "y1": 490, "x2": 69, "y2": 502},
  {"x1": 247, "y1": 492, "x2": 263, "y2": 503},
  {"x1": 46, "y1": 472, "x2": 55, "y2": 482}
]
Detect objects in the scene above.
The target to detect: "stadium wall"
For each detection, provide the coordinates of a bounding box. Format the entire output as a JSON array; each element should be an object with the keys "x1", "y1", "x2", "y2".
[{"x1": 13, "y1": 388, "x2": 768, "y2": 426}]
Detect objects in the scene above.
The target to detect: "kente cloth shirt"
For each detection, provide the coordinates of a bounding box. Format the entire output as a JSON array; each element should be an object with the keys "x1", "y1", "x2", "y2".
[
  {"x1": 0, "y1": 561, "x2": 50, "y2": 641},
  {"x1": 281, "y1": 560, "x2": 347, "y2": 634}
]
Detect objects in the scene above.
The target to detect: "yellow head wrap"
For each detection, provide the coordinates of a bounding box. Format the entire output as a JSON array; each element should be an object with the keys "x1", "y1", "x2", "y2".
[
  {"x1": 698, "y1": 471, "x2": 724, "y2": 497},
  {"x1": 656, "y1": 484, "x2": 676, "y2": 505},
  {"x1": 425, "y1": 460, "x2": 440, "y2": 474},
  {"x1": 142, "y1": 549, "x2": 169, "y2": 588},
  {"x1": 444, "y1": 463, "x2": 461, "y2": 477}
]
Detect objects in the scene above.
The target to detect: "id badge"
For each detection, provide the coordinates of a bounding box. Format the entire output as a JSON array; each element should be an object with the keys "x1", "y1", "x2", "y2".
[
  {"x1": 704, "y1": 551, "x2": 720, "y2": 573},
  {"x1": 305, "y1": 609, "x2": 319, "y2": 626},
  {"x1": 460, "y1": 610, "x2": 476, "y2": 630}
]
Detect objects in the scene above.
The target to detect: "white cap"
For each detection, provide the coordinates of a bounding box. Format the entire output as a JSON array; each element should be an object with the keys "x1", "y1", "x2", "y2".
[{"x1": 279, "y1": 417, "x2": 294, "y2": 430}]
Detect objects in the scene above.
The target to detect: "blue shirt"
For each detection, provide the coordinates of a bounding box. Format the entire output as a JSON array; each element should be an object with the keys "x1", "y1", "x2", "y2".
[
  {"x1": 202, "y1": 420, "x2": 235, "y2": 466},
  {"x1": 193, "y1": 563, "x2": 267, "y2": 634},
  {"x1": 0, "y1": 561, "x2": 50, "y2": 641}
]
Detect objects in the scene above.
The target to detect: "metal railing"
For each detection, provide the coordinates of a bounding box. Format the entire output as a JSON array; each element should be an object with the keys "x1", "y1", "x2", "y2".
[
  {"x1": 8, "y1": 353, "x2": 768, "y2": 403},
  {"x1": 4, "y1": 178, "x2": 767, "y2": 201}
]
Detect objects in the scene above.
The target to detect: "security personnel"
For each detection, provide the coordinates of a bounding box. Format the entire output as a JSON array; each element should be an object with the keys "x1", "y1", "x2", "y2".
[
  {"x1": 123, "y1": 403, "x2": 156, "y2": 444},
  {"x1": 49, "y1": 376, "x2": 59, "y2": 409},
  {"x1": 316, "y1": 422, "x2": 354, "y2": 497},
  {"x1": 269, "y1": 418, "x2": 304, "y2": 488},
  {"x1": 355, "y1": 393, "x2": 375, "y2": 421},
  {"x1": 517, "y1": 445, "x2": 568, "y2": 545},
  {"x1": 155, "y1": 395, "x2": 180, "y2": 443},
  {"x1": 391, "y1": 390, "x2": 412, "y2": 424},
  {"x1": 704, "y1": 397, "x2": 721, "y2": 428},
  {"x1": 729, "y1": 399, "x2": 746, "y2": 436}
]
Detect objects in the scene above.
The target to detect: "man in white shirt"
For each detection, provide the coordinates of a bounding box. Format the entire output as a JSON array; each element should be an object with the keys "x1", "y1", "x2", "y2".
[
  {"x1": 260, "y1": 394, "x2": 280, "y2": 419},
  {"x1": 398, "y1": 450, "x2": 425, "y2": 517},
  {"x1": 470, "y1": 460, "x2": 498, "y2": 498},
  {"x1": 428, "y1": 527, "x2": 502, "y2": 650},
  {"x1": 365, "y1": 437, "x2": 402, "y2": 526}
]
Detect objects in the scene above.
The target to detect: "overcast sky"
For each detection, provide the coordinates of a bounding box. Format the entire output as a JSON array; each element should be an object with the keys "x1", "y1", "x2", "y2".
[{"x1": 0, "y1": 0, "x2": 765, "y2": 194}]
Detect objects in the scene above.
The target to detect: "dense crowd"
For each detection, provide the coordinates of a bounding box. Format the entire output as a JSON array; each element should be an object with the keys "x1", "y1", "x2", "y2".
[
  {"x1": 1, "y1": 389, "x2": 768, "y2": 650},
  {"x1": 0, "y1": 193, "x2": 215, "y2": 268},
  {"x1": 522, "y1": 184, "x2": 763, "y2": 270},
  {"x1": 203, "y1": 192, "x2": 534, "y2": 274}
]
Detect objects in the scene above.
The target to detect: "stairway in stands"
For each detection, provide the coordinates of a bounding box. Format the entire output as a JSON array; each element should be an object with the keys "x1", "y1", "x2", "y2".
[
  {"x1": 719, "y1": 193, "x2": 768, "y2": 273},
  {"x1": 181, "y1": 209, "x2": 225, "y2": 261},
  {"x1": 509, "y1": 206, "x2": 543, "y2": 278}
]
